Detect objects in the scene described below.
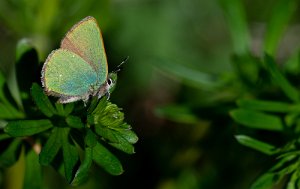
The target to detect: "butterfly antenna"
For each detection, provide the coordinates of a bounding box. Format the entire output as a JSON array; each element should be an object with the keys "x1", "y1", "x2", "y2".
[{"x1": 113, "y1": 56, "x2": 129, "y2": 73}]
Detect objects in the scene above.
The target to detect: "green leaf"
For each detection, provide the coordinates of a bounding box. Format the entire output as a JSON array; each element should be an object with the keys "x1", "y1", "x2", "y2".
[
  {"x1": 31, "y1": 83, "x2": 56, "y2": 117},
  {"x1": 93, "y1": 142, "x2": 123, "y2": 175},
  {"x1": 155, "y1": 105, "x2": 199, "y2": 124},
  {"x1": 287, "y1": 170, "x2": 299, "y2": 189},
  {"x1": 0, "y1": 139, "x2": 22, "y2": 167},
  {"x1": 0, "y1": 133, "x2": 11, "y2": 141},
  {"x1": 89, "y1": 98, "x2": 137, "y2": 152},
  {"x1": 284, "y1": 49, "x2": 300, "y2": 75},
  {"x1": 250, "y1": 172, "x2": 276, "y2": 189},
  {"x1": 232, "y1": 54, "x2": 260, "y2": 86},
  {"x1": 23, "y1": 149, "x2": 42, "y2": 189},
  {"x1": 65, "y1": 116, "x2": 84, "y2": 129},
  {"x1": 6, "y1": 65, "x2": 23, "y2": 110},
  {"x1": 271, "y1": 154, "x2": 297, "y2": 172},
  {"x1": 85, "y1": 129, "x2": 97, "y2": 147},
  {"x1": 91, "y1": 100, "x2": 124, "y2": 127},
  {"x1": 95, "y1": 126, "x2": 136, "y2": 154},
  {"x1": 109, "y1": 140, "x2": 135, "y2": 154},
  {"x1": 230, "y1": 109, "x2": 283, "y2": 131},
  {"x1": 0, "y1": 120, "x2": 7, "y2": 129},
  {"x1": 71, "y1": 146, "x2": 93, "y2": 186},
  {"x1": 285, "y1": 113, "x2": 299, "y2": 127},
  {"x1": 55, "y1": 103, "x2": 65, "y2": 116},
  {"x1": 95, "y1": 126, "x2": 119, "y2": 143},
  {"x1": 88, "y1": 96, "x2": 137, "y2": 154},
  {"x1": 235, "y1": 135, "x2": 277, "y2": 155},
  {"x1": 5, "y1": 119, "x2": 53, "y2": 137},
  {"x1": 117, "y1": 126, "x2": 138, "y2": 144},
  {"x1": 263, "y1": 0, "x2": 297, "y2": 55},
  {"x1": 61, "y1": 128, "x2": 79, "y2": 183},
  {"x1": 0, "y1": 71, "x2": 6, "y2": 103},
  {"x1": 219, "y1": 0, "x2": 250, "y2": 54},
  {"x1": 71, "y1": 129, "x2": 97, "y2": 185},
  {"x1": 16, "y1": 38, "x2": 34, "y2": 62},
  {"x1": 152, "y1": 60, "x2": 220, "y2": 90},
  {"x1": 0, "y1": 102, "x2": 25, "y2": 119},
  {"x1": 15, "y1": 41, "x2": 39, "y2": 97},
  {"x1": 0, "y1": 71, "x2": 24, "y2": 119},
  {"x1": 237, "y1": 99, "x2": 300, "y2": 113},
  {"x1": 39, "y1": 127, "x2": 62, "y2": 165},
  {"x1": 87, "y1": 96, "x2": 100, "y2": 114},
  {"x1": 264, "y1": 54, "x2": 300, "y2": 102},
  {"x1": 251, "y1": 155, "x2": 297, "y2": 189},
  {"x1": 64, "y1": 103, "x2": 74, "y2": 116}
]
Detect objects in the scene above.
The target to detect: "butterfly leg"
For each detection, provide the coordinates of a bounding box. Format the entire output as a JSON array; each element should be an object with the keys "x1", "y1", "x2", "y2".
[{"x1": 105, "y1": 91, "x2": 110, "y2": 100}]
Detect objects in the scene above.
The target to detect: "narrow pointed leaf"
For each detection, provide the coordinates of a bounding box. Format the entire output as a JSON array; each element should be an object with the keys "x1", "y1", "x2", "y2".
[
  {"x1": 109, "y1": 140, "x2": 135, "y2": 154},
  {"x1": 64, "y1": 103, "x2": 74, "y2": 116},
  {"x1": 219, "y1": 0, "x2": 250, "y2": 54},
  {"x1": 65, "y1": 116, "x2": 84, "y2": 129},
  {"x1": 61, "y1": 128, "x2": 79, "y2": 183},
  {"x1": 55, "y1": 103, "x2": 65, "y2": 116},
  {"x1": 93, "y1": 142, "x2": 123, "y2": 175},
  {"x1": 0, "y1": 71, "x2": 6, "y2": 103},
  {"x1": 85, "y1": 129, "x2": 97, "y2": 147},
  {"x1": 230, "y1": 109, "x2": 283, "y2": 131},
  {"x1": 6, "y1": 65, "x2": 23, "y2": 110},
  {"x1": 5, "y1": 119, "x2": 53, "y2": 137},
  {"x1": 265, "y1": 55, "x2": 300, "y2": 102},
  {"x1": 0, "y1": 72, "x2": 24, "y2": 117},
  {"x1": 95, "y1": 126, "x2": 119, "y2": 143},
  {"x1": 235, "y1": 135, "x2": 277, "y2": 155},
  {"x1": 39, "y1": 127, "x2": 61, "y2": 165},
  {"x1": 95, "y1": 126, "x2": 136, "y2": 154},
  {"x1": 237, "y1": 99, "x2": 300, "y2": 112},
  {"x1": 155, "y1": 105, "x2": 199, "y2": 124},
  {"x1": 16, "y1": 38, "x2": 34, "y2": 62},
  {"x1": 0, "y1": 133, "x2": 11, "y2": 141},
  {"x1": 0, "y1": 102, "x2": 24, "y2": 119},
  {"x1": 31, "y1": 83, "x2": 56, "y2": 117},
  {"x1": 116, "y1": 128, "x2": 138, "y2": 144},
  {"x1": 250, "y1": 172, "x2": 276, "y2": 189},
  {"x1": 287, "y1": 170, "x2": 299, "y2": 189},
  {"x1": 263, "y1": 0, "x2": 297, "y2": 55},
  {"x1": 0, "y1": 139, "x2": 22, "y2": 167},
  {"x1": 71, "y1": 129, "x2": 96, "y2": 185},
  {"x1": 23, "y1": 149, "x2": 42, "y2": 189},
  {"x1": 71, "y1": 147, "x2": 93, "y2": 186}
]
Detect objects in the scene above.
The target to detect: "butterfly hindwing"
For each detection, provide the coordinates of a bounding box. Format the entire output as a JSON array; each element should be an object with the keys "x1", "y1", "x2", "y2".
[
  {"x1": 42, "y1": 49, "x2": 98, "y2": 99},
  {"x1": 60, "y1": 16, "x2": 108, "y2": 85}
]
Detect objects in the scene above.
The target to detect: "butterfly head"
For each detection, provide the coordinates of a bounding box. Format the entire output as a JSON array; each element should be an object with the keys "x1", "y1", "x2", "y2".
[{"x1": 107, "y1": 72, "x2": 118, "y2": 94}]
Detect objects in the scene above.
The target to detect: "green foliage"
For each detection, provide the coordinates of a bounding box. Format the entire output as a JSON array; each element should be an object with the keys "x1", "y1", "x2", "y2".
[
  {"x1": 153, "y1": 0, "x2": 300, "y2": 188},
  {"x1": 1, "y1": 0, "x2": 300, "y2": 188},
  {"x1": 0, "y1": 40, "x2": 138, "y2": 188}
]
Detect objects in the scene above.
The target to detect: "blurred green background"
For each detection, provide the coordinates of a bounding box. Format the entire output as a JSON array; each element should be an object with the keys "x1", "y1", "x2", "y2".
[{"x1": 0, "y1": 0, "x2": 299, "y2": 188}]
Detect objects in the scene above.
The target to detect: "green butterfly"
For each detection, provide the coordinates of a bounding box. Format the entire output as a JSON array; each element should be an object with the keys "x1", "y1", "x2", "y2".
[{"x1": 41, "y1": 16, "x2": 117, "y2": 104}]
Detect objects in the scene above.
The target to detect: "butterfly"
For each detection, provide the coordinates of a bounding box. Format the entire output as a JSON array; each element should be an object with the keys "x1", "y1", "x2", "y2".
[{"x1": 41, "y1": 16, "x2": 117, "y2": 104}]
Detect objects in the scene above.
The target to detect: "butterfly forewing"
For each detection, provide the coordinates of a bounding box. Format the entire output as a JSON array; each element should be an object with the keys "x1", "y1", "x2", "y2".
[{"x1": 60, "y1": 16, "x2": 108, "y2": 85}]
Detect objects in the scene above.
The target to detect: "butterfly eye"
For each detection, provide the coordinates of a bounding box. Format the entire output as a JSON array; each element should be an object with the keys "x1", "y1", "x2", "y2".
[{"x1": 107, "y1": 78, "x2": 113, "y2": 86}]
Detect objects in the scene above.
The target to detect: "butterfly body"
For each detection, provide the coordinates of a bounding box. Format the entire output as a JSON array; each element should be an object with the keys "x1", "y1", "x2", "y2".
[{"x1": 41, "y1": 16, "x2": 116, "y2": 103}]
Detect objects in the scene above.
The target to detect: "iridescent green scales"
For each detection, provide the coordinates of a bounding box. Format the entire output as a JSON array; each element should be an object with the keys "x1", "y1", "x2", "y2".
[{"x1": 41, "y1": 16, "x2": 115, "y2": 103}]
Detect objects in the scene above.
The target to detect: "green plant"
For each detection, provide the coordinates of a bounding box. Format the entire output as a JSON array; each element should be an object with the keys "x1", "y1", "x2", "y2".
[
  {"x1": 0, "y1": 39, "x2": 138, "y2": 188},
  {"x1": 155, "y1": 0, "x2": 300, "y2": 188}
]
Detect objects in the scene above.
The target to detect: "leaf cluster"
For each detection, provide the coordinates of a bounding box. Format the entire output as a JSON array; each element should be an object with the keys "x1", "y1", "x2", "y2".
[
  {"x1": 0, "y1": 40, "x2": 138, "y2": 187},
  {"x1": 155, "y1": 0, "x2": 300, "y2": 188}
]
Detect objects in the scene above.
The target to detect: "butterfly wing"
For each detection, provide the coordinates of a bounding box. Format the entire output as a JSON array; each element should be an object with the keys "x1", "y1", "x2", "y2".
[
  {"x1": 41, "y1": 49, "x2": 98, "y2": 101},
  {"x1": 60, "y1": 16, "x2": 108, "y2": 85}
]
